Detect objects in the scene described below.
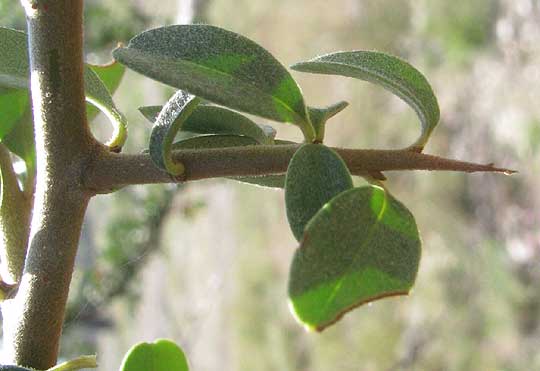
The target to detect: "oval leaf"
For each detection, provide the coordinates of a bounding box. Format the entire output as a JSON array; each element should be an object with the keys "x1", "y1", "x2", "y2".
[
  {"x1": 150, "y1": 90, "x2": 201, "y2": 175},
  {"x1": 113, "y1": 25, "x2": 315, "y2": 140},
  {"x1": 285, "y1": 144, "x2": 353, "y2": 241},
  {"x1": 291, "y1": 51, "x2": 440, "y2": 151},
  {"x1": 120, "y1": 339, "x2": 189, "y2": 371},
  {"x1": 288, "y1": 186, "x2": 421, "y2": 331},
  {"x1": 140, "y1": 104, "x2": 274, "y2": 144}
]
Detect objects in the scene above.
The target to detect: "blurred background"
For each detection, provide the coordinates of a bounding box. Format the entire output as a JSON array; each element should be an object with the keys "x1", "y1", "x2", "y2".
[{"x1": 2, "y1": 0, "x2": 540, "y2": 370}]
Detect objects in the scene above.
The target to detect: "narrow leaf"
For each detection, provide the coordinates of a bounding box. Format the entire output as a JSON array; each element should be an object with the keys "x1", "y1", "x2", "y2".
[
  {"x1": 150, "y1": 90, "x2": 200, "y2": 175},
  {"x1": 307, "y1": 101, "x2": 348, "y2": 142},
  {"x1": 114, "y1": 25, "x2": 315, "y2": 140},
  {"x1": 289, "y1": 186, "x2": 421, "y2": 331},
  {"x1": 120, "y1": 339, "x2": 189, "y2": 371},
  {"x1": 292, "y1": 51, "x2": 440, "y2": 150},
  {"x1": 84, "y1": 67, "x2": 128, "y2": 150},
  {"x1": 88, "y1": 61, "x2": 125, "y2": 95},
  {"x1": 140, "y1": 104, "x2": 274, "y2": 144},
  {"x1": 285, "y1": 144, "x2": 353, "y2": 241},
  {"x1": 231, "y1": 174, "x2": 285, "y2": 189}
]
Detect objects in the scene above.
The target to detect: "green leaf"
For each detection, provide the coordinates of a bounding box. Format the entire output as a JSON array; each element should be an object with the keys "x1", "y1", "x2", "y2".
[
  {"x1": 285, "y1": 144, "x2": 353, "y2": 241},
  {"x1": 289, "y1": 186, "x2": 421, "y2": 331},
  {"x1": 120, "y1": 339, "x2": 189, "y2": 371},
  {"x1": 307, "y1": 101, "x2": 348, "y2": 142},
  {"x1": 0, "y1": 27, "x2": 128, "y2": 150},
  {"x1": 231, "y1": 174, "x2": 285, "y2": 189},
  {"x1": 149, "y1": 90, "x2": 201, "y2": 175},
  {"x1": 0, "y1": 89, "x2": 28, "y2": 140},
  {"x1": 1, "y1": 109, "x2": 35, "y2": 175},
  {"x1": 0, "y1": 365, "x2": 34, "y2": 371},
  {"x1": 170, "y1": 134, "x2": 258, "y2": 150},
  {"x1": 113, "y1": 25, "x2": 315, "y2": 140},
  {"x1": 88, "y1": 61, "x2": 125, "y2": 95},
  {"x1": 140, "y1": 104, "x2": 274, "y2": 144},
  {"x1": 83, "y1": 66, "x2": 128, "y2": 150},
  {"x1": 86, "y1": 61, "x2": 126, "y2": 122},
  {"x1": 291, "y1": 51, "x2": 440, "y2": 151},
  {"x1": 0, "y1": 28, "x2": 29, "y2": 89}
]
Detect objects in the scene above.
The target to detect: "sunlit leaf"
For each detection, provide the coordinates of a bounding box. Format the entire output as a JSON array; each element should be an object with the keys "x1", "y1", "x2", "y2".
[
  {"x1": 1, "y1": 109, "x2": 35, "y2": 175},
  {"x1": 289, "y1": 186, "x2": 421, "y2": 331},
  {"x1": 120, "y1": 339, "x2": 189, "y2": 371},
  {"x1": 0, "y1": 89, "x2": 28, "y2": 140},
  {"x1": 149, "y1": 90, "x2": 200, "y2": 175},
  {"x1": 285, "y1": 144, "x2": 353, "y2": 241},
  {"x1": 0, "y1": 27, "x2": 128, "y2": 150},
  {"x1": 83, "y1": 67, "x2": 128, "y2": 150},
  {"x1": 114, "y1": 25, "x2": 315, "y2": 140},
  {"x1": 292, "y1": 51, "x2": 440, "y2": 150},
  {"x1": 307, "y1": 101, "x2": 348, "y2": 142},
  {"x1": 140, "y1": 104, "x2": 274, "y2": 144}
]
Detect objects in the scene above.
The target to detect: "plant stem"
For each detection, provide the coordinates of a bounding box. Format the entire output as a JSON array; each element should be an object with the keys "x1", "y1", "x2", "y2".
[
  {"x1": 84, "y1": 145, "x2": 514, "y2": 192},
  {"x1": 2, "y1": 0, "x2": 98, "y2": 368}
]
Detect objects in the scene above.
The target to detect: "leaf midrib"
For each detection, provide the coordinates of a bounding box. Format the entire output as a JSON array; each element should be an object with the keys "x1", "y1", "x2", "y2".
[
  {"x1": 119, "y1": 48, "x2": 308, "y2": 125},
  {"x1": 317, "y1": 188, "x2": 390, "y2": 324}
]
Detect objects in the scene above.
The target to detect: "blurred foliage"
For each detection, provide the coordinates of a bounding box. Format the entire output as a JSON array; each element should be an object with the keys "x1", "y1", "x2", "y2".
[{"x1": 3, "y1": 1, "x2": 540, "y2": 370}]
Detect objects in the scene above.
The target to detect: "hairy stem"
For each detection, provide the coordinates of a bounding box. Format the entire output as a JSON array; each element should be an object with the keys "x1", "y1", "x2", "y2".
[
  {"x1": 85, "y1": 145, "x2": 514, "y2": 192},
  {"x1": 1, "y1": 0, "x2": 98, "y2": 368}
]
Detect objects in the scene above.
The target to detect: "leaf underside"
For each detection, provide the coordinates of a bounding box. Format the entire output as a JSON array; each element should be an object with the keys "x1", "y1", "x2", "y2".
[
  {"x1": 292, "y1": 51, "x2": 440, "y2": 150},
  {"x1": 289, "y1": 186, "x2": 421, "y2": 331},
  {"x1": 140, "y1": 104, "x2": 274, "y2": 144}
]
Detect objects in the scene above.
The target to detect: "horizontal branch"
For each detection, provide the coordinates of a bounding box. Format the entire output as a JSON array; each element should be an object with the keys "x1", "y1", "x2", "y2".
[{"x1": 84, "y1": 144, "x2": 515, "y2": 192}]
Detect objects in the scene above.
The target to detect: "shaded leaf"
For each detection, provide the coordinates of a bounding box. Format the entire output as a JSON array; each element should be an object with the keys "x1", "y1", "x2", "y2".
[
  {"x1": 289, "y1": 186, "x2": 421, "y2": 331},
  {"x1": 231, "y1": 174, "x2": 285, "y2": 188},
  {"x1": 120, "y1": 339, "x2": 189, "y2": 371},
  {"x1": 292, "y1": 51, "x2": 440, "y2": 150},
  {"x1": 0, "y1": 28, "x2": 28, "y2": 89},
  {"x1": 86, "y1": 61, "x2": 126, "y2": 123},
  {"x1": 149, "y1": 90, "x2": 200, "y2": 175},
  {"x1": 140, "y1": 104, "x2": 274, "y2": 144},
  {"x1": 307, "y1": 101, "x2": 348, "y2": 142},
  {"x1": 285, "y1": 144, "x2": 353, "y2": 241},
  {"x1": 170, "y1": 134, "x2": 258, "y2": 150},
  {"x1": 0, "y1": 366, "x2": 33, "y2": 371},
  {"x1": 114, "y1": 25, "x2": 315, "y2": 140},
  {"x1": 0, "y1": 88, "x2": 28, "y2": 140}
]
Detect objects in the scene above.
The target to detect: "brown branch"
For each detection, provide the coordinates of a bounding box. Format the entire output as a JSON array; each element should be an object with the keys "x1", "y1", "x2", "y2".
[{"x1": 84, "y1": 145, "x2": 515, "y2": 192}]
